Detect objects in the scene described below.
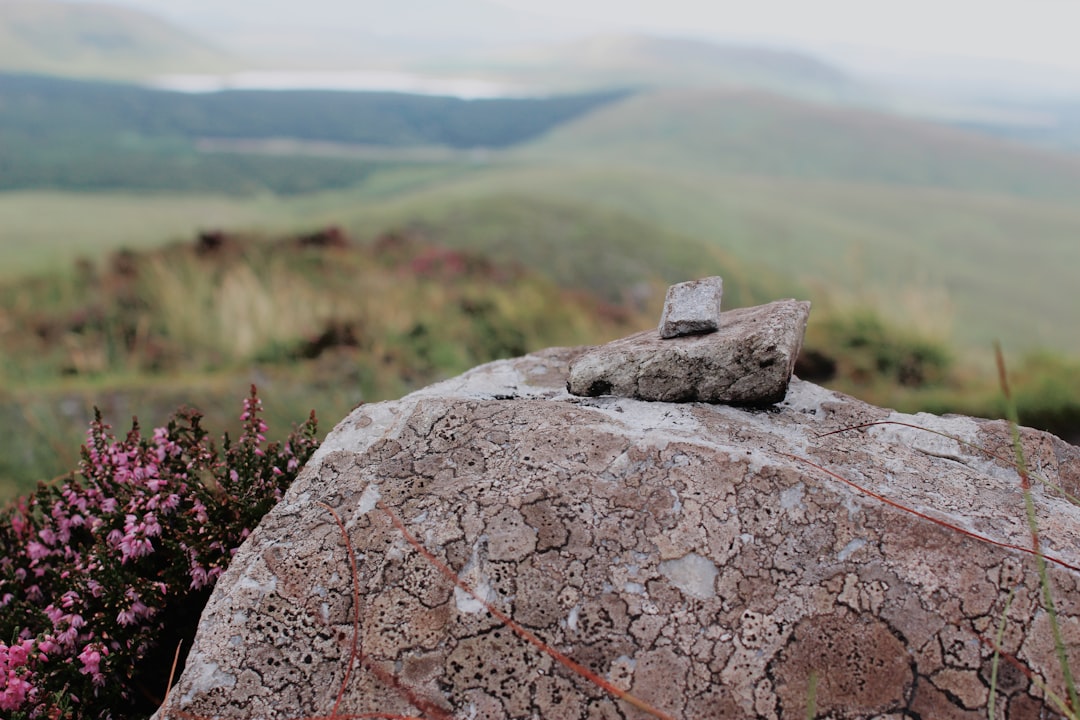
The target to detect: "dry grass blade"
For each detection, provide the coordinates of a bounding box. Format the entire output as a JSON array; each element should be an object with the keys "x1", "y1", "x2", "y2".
[
  {"x1": 805, "y1": 670, "x2": 818, "y2": 720},
  {"x1": 781, "y1": 452, "x2": 1080, "y2": 573},
  {"x1": 987, "y1": 587, "x2": 1016, "y2": 720},
  {"x1": 816, "y1": 420, "x2": 1080, "y2": 507},
  {"x1": 994, "y1": 342, "x2": 1079, "y2": 715},
  {"x1": 977, "y1": 632, "x2": 1078, "y2": 720},
  {"x1": 317, "y1": 501, "x2": 364, "y2": 718},
  {"x1": 157, "y1": 641, "x2": 183, "y2": 718}
]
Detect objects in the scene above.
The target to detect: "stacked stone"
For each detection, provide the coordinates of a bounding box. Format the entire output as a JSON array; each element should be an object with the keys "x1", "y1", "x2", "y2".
[
  {"x1": 658, "y1": 276, "x2": 725, "y2": 338},
  {"x1": 567, "y1": 276, "x2": 810, "y2": 405}
]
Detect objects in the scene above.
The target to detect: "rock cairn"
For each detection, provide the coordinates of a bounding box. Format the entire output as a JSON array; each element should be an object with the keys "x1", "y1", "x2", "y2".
[{"x1": 568, "y1": 277, "x2": 810, "y2": 405}]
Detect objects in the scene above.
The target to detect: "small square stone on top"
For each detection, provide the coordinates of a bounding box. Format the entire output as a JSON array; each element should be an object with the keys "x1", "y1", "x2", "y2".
[{"x1": 659, "y1": 276, "x2": 723, "y2": 338}]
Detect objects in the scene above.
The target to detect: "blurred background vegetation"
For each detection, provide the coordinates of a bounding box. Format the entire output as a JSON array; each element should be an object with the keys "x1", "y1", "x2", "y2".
[{"x1": 2, "y1": 0, "x2": 1079, "y2": 500}]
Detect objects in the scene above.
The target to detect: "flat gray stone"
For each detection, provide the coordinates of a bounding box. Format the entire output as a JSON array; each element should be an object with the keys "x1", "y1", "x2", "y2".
[
  {"x1": 569, "y1": 299, "x2": 810, "y2": 405},
  {"x1": 659, "y1": 276, "x2": 723, "y2": 338}
]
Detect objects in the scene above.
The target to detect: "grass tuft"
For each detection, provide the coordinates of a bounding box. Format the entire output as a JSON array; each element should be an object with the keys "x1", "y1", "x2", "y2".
[{"x1": 995, "y1": 342, "x2": 1079, "y2": 715}]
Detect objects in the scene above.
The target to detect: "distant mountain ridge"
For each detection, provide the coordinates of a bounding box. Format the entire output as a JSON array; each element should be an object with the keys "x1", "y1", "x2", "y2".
[
  {"x1": 0, "y1": 0, "x2": 236, "y2": 78},
  {"x1": 468, "y1": 34, "x2": 861, "y2": 101},
  {"x1": 0, "y1": 73, "x2": 627, "y2": 192}
]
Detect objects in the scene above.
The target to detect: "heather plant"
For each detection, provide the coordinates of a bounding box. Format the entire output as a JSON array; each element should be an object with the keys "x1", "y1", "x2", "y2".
[{"x1": 0, "y1": 386, "x2": 319, "y2": 719}]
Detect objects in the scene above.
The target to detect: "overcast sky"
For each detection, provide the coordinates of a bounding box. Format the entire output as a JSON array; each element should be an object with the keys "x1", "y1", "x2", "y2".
[
  {"x1": 489, "y1": 0, "x2": 1080, "y2": 71},
  {"x1": 59, "y1": 0, "x2": 1080, "y2": 75}
]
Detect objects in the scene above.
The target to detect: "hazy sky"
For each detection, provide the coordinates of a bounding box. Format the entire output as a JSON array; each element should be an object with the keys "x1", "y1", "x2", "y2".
[
  {"x1": 61, "y1": 0, "x2": 1080, "y2": 75},
  {"x1": 489, "y1": 0, "x2": 1080, "y2": 71}
]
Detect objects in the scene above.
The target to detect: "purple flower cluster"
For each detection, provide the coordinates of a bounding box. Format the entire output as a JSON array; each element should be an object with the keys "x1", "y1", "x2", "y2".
[{"x1": 0, "y1": 386, "x2": 318, "y2": 719}]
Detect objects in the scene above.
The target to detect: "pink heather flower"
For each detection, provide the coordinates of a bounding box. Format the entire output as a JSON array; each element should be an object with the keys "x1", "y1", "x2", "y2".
[
  {"x1": 191, "y1": 498, "x2": 209, "y2": 524},
  {"x1": 118, "y1": 534, "x2": 153, "y2": 562},
  {"x1": 43, "y1": 605, "x2": 64, "y2": 625},
  {"x1": 126, "y1": 589, "x2": 153, "y2": 619},
  {"x1": 5, "y1": 639, "x2": 32, "y2": 666},
  {"x1": 26, "y1": 541, "x2": 50, "y2": 561},
  {"x1": 117, "y1": 590, "x2": 154, "y2": 626},
  {"x1": 0, "y1": 674, "x2": 32, "y2": 712},
  {"x1": 77, "y1": 643, "x2": 105, "y2": 678},
  {"x1": 142, "y1": 513, "x2": 162, "y2": 537},
  {"x1": 56, "y1": 614, "x2": 85, "y2": 646},
  {"x1": 10, "y1": 508, "x2": 28, "y2": 538},
  {"x1": 189, "y1": 564, "x2": 208, "y2": 590}
]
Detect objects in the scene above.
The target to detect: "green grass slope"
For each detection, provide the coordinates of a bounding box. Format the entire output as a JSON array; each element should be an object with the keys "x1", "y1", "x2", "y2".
[
  {"x1": 0, "y1": 0, "x2": 236, "y2": 78},
  {"x1": 313, "y1": 190, "x2": 796, "y2": 308},
  {"x1": 519, "y1": 88, "x2": 1080, "y2": 200},
  {"x1": 468, "y1": 88, "x2": 1080, "y2": 354},
  {"x1": 324, "y1": 164, "x2": 1080, "y2": 355}
]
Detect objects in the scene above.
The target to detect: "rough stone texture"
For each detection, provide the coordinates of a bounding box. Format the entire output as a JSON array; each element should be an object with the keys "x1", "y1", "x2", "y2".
[
  {"x1": 157, "y1": 347, "x2": 1080, "y2": 720},
  {"x1": 569, "y1": 299, "x2": 810, "y2": 405},
  {"x1": 659, "y1": 277, "x2": 723, "y2": 338}
]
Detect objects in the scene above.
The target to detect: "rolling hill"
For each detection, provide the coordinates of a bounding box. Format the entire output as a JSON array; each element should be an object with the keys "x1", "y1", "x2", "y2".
[
  {"x1": 0, "y1": 0, "x2": 237, "y2": 78},
  {"x1": 2, "y1": 69, "x2": 1079, "y2": 357},
  {"x1": 291, "y1": 87, "x2": 1080, "y2": 356},
  {"x1": 518, "y1": 88, "x2": 1080, "y2": 200}
]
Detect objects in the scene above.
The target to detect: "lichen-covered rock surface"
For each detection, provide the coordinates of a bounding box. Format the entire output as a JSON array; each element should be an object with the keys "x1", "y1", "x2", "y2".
[{"x1": 157, "y1": 347, "x2": 1080, "y2": 720}]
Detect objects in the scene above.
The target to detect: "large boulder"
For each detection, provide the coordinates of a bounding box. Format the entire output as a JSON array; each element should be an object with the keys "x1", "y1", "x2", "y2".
[{"x1": 157, "y1": 347, "x2": 1080, "y2": 720}]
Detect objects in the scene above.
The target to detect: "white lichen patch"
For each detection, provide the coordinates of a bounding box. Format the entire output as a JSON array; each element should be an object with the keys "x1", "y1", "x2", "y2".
[
  {"x1": 779, "y1": 378, "x2": 844, "y2": 417},
  {"x1": 659, "y1": 552, "x2": 718, "y2": 600},
  {"x1": 355, "y1": 482, "x2": 381, "y2": 516},
  {"x1": 235, "y1": 567, "x2": 277, "y2": 596},
  {"x1": 780, "y1": 482, "x2": 805, "y2": 511},
  {"x1": 837, "y1": 537, "x2": 866, "y2": 561},
  {"x1": 179, "y1": 659, "x2": 237, "y2": 705},
  {"x1": 454, "y1": 540, "x2": 496, "y2": 615},
  {"x1": 454, "y1": 579, "x2": 494, "y2": 614},
  {"x1": 566, "y1": 604, "x2": 580, "y2": 631}
]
